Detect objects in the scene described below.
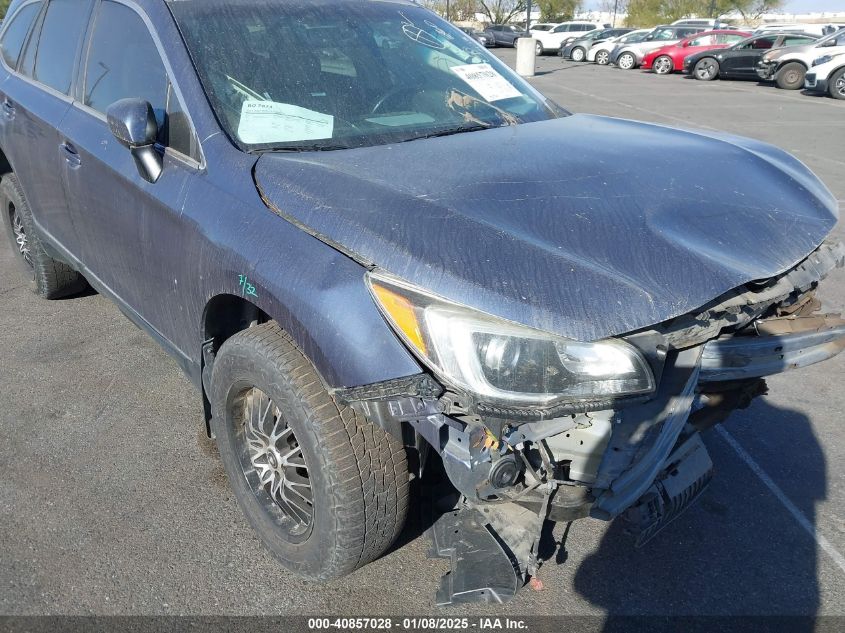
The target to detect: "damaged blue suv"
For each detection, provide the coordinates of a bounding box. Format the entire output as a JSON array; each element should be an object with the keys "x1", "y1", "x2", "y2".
[{"x1": 1, "y1": 0, "x2": 843, "y2": 604}]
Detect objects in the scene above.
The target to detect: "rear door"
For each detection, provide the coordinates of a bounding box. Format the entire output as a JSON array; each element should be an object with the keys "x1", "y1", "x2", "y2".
[
  {"x1": 59, "y1": 0, "x2": 200, "y2": 336},
  {"x1": 0, "y1": 0, "x2": 93, "y2": 259},
  {"x1": 722, "y1": 35, "x2": 776, "y2": 77}
]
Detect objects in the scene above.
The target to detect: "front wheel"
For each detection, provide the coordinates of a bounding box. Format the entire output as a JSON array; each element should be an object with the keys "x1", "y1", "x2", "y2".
[
  {"x1": 617, "y1": 52, "x2": 636, "y2": 70},
  {"x1": 775, "y1": 62, "x2": 805, "y2": 90},
  {"x1": 653, "y1": 55, "x2": 674, "y2": 75},
  {"x1": 210, "y1": 322, "x2": 410, "y2": 580},
  {"x1": 571, "y1": 47, "x2": 586, "y2": 62},
  {"x1": 596, "y1": 50, "x2": 610, "y2": 65},
  {"x1": 828, "y1": 68, "x2": 845, "y2": 99},
  {"x1": 693, "y1": 57, "x2": 719, "y2": 80}
]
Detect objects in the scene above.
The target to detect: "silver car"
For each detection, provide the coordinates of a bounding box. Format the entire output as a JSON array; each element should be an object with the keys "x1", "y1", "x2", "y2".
[{"x1": 610, "y1": 25, "x2": 704, "y2": 69}]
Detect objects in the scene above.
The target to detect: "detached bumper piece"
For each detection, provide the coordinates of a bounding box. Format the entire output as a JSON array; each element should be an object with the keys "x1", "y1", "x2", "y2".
[
  {"x1": 429, "y1": 502, "x2": 541, "y2": 606},
  {"x1": 700, "y1": 314, "x2": 845, "y2": 382},
  {"x1": 622, "y1": 434, "x2": 713, "y2": 547}
]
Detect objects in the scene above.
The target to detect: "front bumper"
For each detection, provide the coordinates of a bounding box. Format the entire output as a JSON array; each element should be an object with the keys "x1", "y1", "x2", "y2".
[
  {"x1": 804, "y1": 72, "x2": 828, "y2": 93},
  {"x1": 757, "y1": 60, "x2": 777, "y2": 80}
]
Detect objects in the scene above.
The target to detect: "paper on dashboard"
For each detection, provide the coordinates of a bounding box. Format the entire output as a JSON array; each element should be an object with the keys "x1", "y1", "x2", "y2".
[
  {"x1": 450, "y1": 63, "x2": 521, "y2": 102},
  {"x1": 238, "y1": 101, "x2": 334, "y2": 144}
]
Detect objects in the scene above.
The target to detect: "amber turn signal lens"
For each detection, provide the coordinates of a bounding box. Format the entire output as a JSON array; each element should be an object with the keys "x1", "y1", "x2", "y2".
[{"x1": 371, "y1": 283, "x2": 428, "y2": 356}]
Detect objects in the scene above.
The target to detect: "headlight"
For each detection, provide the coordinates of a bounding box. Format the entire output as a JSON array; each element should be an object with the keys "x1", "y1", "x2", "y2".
[
  {"x1": 368, "y1": 272, "x2": 655, "y2": 405},
  {"x1": 813, "y1": 55, "x2": 833, "y2": 67}
]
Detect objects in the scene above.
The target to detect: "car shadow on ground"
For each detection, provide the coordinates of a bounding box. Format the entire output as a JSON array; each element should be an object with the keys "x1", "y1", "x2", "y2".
[{"x1": 567, "y1": 397, "x2": 824, "y2": 622}]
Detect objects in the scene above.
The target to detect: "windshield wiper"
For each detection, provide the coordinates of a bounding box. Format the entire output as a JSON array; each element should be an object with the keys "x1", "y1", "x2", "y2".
[{"x1": 398, "y1": 122, "x2": 492, "y2": 143}]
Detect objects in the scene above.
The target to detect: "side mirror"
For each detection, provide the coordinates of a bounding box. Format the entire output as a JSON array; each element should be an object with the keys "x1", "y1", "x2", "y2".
[{"x1": 106, "y1": 98, "x2": 162, "y2": 184}]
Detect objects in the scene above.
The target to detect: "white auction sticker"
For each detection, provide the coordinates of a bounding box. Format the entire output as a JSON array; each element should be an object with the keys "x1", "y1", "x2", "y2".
[
  {"x1": 238, "y1": 101, "x2": 334, "y2": 144},
  {"x1": 450, "y1": 63, "x2": 521, "y2": 102}
]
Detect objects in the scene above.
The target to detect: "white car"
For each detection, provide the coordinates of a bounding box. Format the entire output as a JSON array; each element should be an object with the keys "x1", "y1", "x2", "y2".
[
  {"x1": 804, "y1": 51, "x2": 845, "y2": 99},
  {"x1": 609, "y1": 24, "x2": 705, "y2": 69},
  {"x1": 529, "y1": 22, "x2": 560, "y2": 34},
  {"x1": 588, "y1": 29, "x2": 651, "y2": 64},
  {"x1": 533, "y1": 21, "x2": 604, "y2": 55},
  {"x1": 756, "y1": 29, "x2": 845, "y2": 89}
]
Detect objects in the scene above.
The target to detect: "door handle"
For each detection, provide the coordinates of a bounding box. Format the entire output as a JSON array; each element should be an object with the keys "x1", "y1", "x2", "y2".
[
  {"x1": 1, "y1": 97, "x2": 15, "y2": 119},
  {"x1": 60, "y1": 141, "x2": 82, "y2": 167}
]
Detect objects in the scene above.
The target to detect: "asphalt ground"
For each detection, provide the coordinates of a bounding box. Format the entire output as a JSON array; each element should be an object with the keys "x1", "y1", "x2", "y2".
[{"x1": 2, "y1": 48, "x2": 845, "y2": 624}]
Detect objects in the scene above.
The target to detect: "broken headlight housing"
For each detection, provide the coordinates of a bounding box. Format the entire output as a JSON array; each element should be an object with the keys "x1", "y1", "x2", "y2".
[{"x1": 367, "y1": 272, "x2": 655, "y2": 406}]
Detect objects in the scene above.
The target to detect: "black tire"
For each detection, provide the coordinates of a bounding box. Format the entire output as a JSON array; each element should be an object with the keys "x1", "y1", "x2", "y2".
[
  {"x1": 0, "y1": 173, "x2": 86, "y2": 299},
  {"x1": 617, "y1": 52, "x2": 636, "y2": 70},
  {"x1": 693, "y1": 57, "x2": 719, "y2": 81},
  {"x1": 829, "y1": 68, "x2": 845, "y2": 100},
  {"x1": 653, "y1": 55, "x2": 674, "y2": 75},
  {"x1": 595, "y1": 49, "x2": 610, "y2": 65},
  {"x1": 210, "y1": 322, "x2": 410, "y2": 580},
  {"x1": 571, "y1": 46, "x2": 586, "y2": 62},
  {"x1": 776, "y1": 62, "x2": 805, "y2": 90},
  {"x1": 534, "y1": 40, "x2": 543, "y2": 56}
]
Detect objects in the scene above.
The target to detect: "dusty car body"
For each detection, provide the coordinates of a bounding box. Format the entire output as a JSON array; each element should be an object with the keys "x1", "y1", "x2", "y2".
[
  {"x1": 684, "y1": 32, "x2": 818, "y2": 81},
  {"x1": 0, "y1": 0, "x2": 843, "y2": 606},
  {"x1": 756, "y1": 29, "x2": 845, "y2": 88}
]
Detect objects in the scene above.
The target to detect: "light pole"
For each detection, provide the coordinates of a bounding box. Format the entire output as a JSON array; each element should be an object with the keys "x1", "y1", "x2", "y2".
[
  {"x1": 526, "y1": 0, "x2": 532, "y2": 30},
  {"x1": 446, "y1": 0, "x2": 450, "y2": 22},
  {"x1": 612, "y1": 0, "x2": 618, "y2": 27}
]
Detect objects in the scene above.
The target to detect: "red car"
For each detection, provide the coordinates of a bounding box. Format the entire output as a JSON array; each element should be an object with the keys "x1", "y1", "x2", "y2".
[{"x1": 642, "y1": 30, "x2": 751, "y2": 74}]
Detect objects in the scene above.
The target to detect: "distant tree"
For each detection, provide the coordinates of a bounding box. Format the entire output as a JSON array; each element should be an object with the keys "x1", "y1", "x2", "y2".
[
  {"x1": 0, "y1": 0, "x2": 12, "y2": 19},
  {"x1": 478, "y1": 0, "x2": 526, "y2": 24},
  {"x1": 536, "y1": 0, "x2": 581, "y2": 22},
  {"x1": 625, "y1": 0, "x2": 782, "y2": 28}
]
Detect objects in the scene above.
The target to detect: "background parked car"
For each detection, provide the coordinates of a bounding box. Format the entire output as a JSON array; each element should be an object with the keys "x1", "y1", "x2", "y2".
[
  {"x1": 458, "y1": 26, "x2": 494, "y2": 47},
  {"x1": 685, "y1": 32, "x2": 818, "y2": 81},
  {"x1": 641, "y1": 30, "x2": 750, "y2": 75},
  {"x1": 589, "y1": 28, "x2": 651, "y2": 64},
  {"x1": 757, "y1": 29, "x2": 845, "y2": 89},
  {"x1": 610, "y1": 25, "x2": 705, "y2": 69},
  {"x1": 486, "y1": 24, "x2": 527, "y2": 47},
  {"x1": 533, "y1": 21, "x2": 604, "y2": 55},
  {"x1": 529, "y1": 22, "x2": 559, "y2": 34},
  {"x1": 804, "y1": 51, "x2": 845, "y2": 99},
  {"x1": 561, "y1": 27, "x2": 633, "y2": 61}
]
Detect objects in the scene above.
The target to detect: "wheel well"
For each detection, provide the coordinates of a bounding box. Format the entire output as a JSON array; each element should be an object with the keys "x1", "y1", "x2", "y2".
[
  {"x1": 778, "y1": 59, "x2": 807, "y2": 71},
  {"x1": 0, "y1": 146, "x2": 12, "y2": 179},
  {"x1": 200, "y1": 294, "x2": 270, "y2": 435}
]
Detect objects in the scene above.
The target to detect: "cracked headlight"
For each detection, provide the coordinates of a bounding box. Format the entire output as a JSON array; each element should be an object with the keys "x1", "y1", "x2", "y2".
[{"x1": 368, "y1": 272, "x2": 655, "y2": 406}]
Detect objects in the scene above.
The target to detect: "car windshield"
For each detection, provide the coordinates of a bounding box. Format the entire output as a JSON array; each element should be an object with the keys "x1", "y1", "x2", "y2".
[{"x1": 169, "y1": 0, "x2": 560, "y2": 152}]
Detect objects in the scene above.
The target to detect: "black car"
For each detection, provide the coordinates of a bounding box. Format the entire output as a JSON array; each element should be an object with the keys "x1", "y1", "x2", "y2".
[
  {"x1": 560, "y1": 27, "x2": 633, "y2": 61},
  {"x1": 458, "y1": 26, "x2": 494, "y2": 47},
  {"x1": 486, "y1": 23, "x2": 526, "y2": 47},
  {"x1": 685, "y1": 32, "x2": 818, "y2": 80}
]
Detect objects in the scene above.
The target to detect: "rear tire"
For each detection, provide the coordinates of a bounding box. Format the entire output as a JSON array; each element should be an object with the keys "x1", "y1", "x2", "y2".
[
  {"x1": 829, "y1": 68, "x2": 845, "y2": 100},
  {"x1": 596, "y1": 50, "x2": 610, "y2": 65},
  {"x1": 617, "y1": 52, "x2": 636, "y2": 70},
  {"x1": 571, "y1": 46, "x2": 586, "y2": 62},
  {"x1": 0, "y1": 173, "x2": 86, "y2": 299},
  {"x1": 210, "y1": 322, "x2": 410, "y2": 580},
  {"x1": 693, "y1": 57, "x2": 719, "y2": 80},
  {"x1": 535, "y1": 40, "x2": 544, "y2": 56},
  {"x1": 775, "y1": 62, "x2": 805, "y2": 90}
]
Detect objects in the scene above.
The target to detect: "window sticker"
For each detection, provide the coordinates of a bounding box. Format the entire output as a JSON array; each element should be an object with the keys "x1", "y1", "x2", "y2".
[
  {"x1": 450, "y1": 63, "x2": 521, "y2": 102},
  {"x1": 238, "y1": 101, "x2": 334, "y2": 144}
]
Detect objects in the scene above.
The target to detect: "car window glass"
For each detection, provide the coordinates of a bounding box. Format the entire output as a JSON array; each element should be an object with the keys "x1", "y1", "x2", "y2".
[
  {"x1": 782, "y1": 36, "x2": 811, "y2": 46},
  {"x1": 1, "y1": 2, "x2": 42, "y2": 70},
  {"x1": 652, "y1": 29, "x2": 675, "y2": 41},
  {"x1": 750, "y1": 36, "x2": 775, "y2": 49},
  {"x1": 718, "y1": 33, "x2": 746, "y2": 44},
  {"x1": 552, "y1": 25, "x2": 566, "y2": 33},
  {"x1": 688, "y1": 35, "x2": 714, "y2": 46},
  {"x1": 33, "y1": 0, "x2": 91, "y2": 94},
  {"x1": 84, "y1": 0, "x2": 193, "y2": 157}
]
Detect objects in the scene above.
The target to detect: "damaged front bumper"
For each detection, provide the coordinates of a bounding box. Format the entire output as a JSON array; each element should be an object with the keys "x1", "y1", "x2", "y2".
[
  {"x1": 339, "y1": 240, "x2": 845, "y2": 604},
  {"x1": 756, "y1": 60, "x2": 778, "y2": 80}
]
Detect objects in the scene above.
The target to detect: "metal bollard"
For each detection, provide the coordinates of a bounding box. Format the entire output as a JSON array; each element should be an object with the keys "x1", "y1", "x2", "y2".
[{"x1": 515, "y1": 37, "x2": 536, "y2": 78}]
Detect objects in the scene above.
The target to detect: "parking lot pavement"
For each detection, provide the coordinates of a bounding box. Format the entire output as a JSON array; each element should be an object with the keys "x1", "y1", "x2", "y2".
[{"x1": 2, "y1": 49, "x2": 845, "y2": 620}]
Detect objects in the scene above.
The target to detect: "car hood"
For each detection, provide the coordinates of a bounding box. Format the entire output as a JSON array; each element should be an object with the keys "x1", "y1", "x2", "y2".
[{"x1": 254, "y1": 114, "x2": 838, "y2": 342}]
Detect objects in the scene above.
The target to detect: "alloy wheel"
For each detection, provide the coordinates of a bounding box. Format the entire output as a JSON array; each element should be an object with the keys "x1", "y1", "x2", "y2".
[
  {"x1": 234, "y1": 386, "x2": 313, "y2": 538},
  {"x1": 695, "y1": 59, "x2": 716, "y2": 80},
  {"x1": 619, "y1": 53, "x2": 635, "y2": 70},
  {"x1": 10, "y1": 208, "x2": 32, "y2": 268},
  {"x1": 654, "y1": 56, "x2": 673, "y2": 75},
  {"x1": 596, "y1": 50, "x2": 609, "y2": 65},
  {"x1": 835, "y1": 75, "x2": 845, "y2": 98},
  {"x1": 572, "y1": 47, "x2": 585, "y2": 62}
]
